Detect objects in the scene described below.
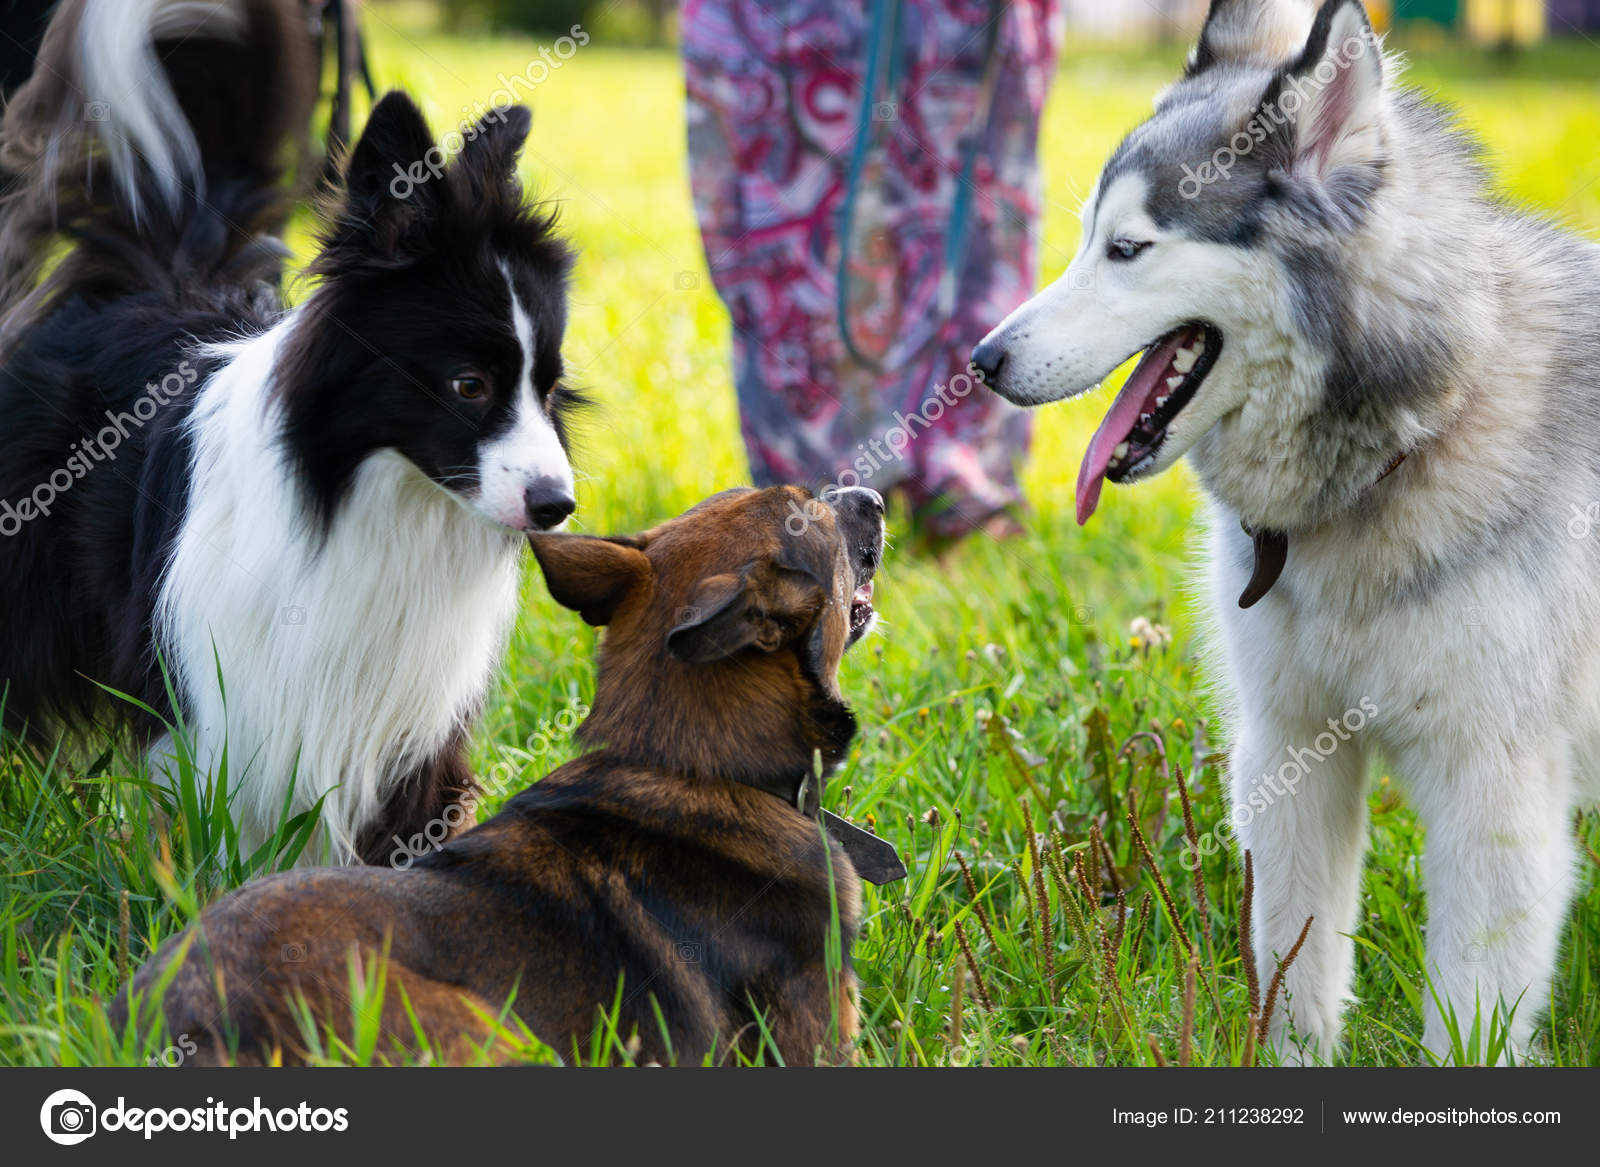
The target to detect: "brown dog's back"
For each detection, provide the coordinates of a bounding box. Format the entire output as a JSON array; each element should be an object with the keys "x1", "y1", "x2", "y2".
[{"x1": 115, "y1": 755, "x2": 860, "y2": 1065}]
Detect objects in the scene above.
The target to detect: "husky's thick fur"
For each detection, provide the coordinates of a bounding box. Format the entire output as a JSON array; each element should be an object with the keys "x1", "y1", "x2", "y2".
[
  {"x1": 974, "y1": 0, "x2": 1600, "y2": 1063},
  {"x1": 0, "y1": 0, "x2": 579, "y2": 863}
]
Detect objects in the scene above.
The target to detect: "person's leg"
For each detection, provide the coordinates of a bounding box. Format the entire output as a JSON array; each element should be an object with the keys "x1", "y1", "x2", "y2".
[
  {"x1": 898, "y1": 341, "x2": 1033, "y2": 545},
  {"x1": 682, "y1": 0, "x2": 880, "y2": 490},
  {"x1": 903, "y1": 1, "x2": 1062, "y2": 542},
  {"x1": 684, "y1": 0, "x2": 1059, "y2": 520}
]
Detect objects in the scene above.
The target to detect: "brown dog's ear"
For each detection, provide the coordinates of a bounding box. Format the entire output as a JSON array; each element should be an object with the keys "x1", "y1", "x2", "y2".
[
  {"x1": 667, "y1": 573, "x2": 786, "y2": 664},
  {"x1": 529, "y1": 534, "x2": 650, "y2": 627}
]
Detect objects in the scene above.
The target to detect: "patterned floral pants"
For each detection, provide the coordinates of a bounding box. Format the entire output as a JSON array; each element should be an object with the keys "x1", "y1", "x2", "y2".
[{"x1": 683, "y1": 0, "x2": 1062, "y2": 538}]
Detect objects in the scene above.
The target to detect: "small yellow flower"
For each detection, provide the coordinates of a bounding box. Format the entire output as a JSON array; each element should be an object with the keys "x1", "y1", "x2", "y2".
[{"x1": 1128, "y1": 616, "x2": 1172, "y2": 651}]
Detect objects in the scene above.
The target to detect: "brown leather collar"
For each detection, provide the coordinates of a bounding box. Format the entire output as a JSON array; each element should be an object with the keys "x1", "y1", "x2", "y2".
[{"x1": 1238, "y1": 450, "x2": 1408, "y2": 609}]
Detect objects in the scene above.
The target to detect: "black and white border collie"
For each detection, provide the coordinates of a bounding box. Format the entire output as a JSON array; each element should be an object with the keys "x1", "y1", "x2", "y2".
[{"x1": 0, "y1": 0, "x2": 580, "y2": 863}]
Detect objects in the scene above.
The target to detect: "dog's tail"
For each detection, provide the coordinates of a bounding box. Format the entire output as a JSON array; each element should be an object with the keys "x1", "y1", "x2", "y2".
[{"x1": 0, "y1": 0, "x2": 316, "y2": 334}]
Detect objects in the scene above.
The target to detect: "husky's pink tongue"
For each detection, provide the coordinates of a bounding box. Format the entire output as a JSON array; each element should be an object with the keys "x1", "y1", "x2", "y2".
[{"x1": 1075, "y1": 329, "x2": 1192, "y2": 526}]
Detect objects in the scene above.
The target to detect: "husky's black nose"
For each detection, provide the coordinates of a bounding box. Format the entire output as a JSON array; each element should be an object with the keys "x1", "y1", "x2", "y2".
[
  {"x1": 970, "y1": 338, "x2": 1005, "y2": 385},
  {"x1": 524, "y1": 480, "x2": 576, "y2": 531}
]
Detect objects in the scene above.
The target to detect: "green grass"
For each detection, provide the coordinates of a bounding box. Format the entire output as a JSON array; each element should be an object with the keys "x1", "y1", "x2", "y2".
[{"x1": 3, "y1": 15, "x2": 1599, "y2": 1066}]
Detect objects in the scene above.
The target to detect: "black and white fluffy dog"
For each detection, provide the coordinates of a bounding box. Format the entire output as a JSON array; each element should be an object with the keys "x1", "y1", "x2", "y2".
[{"x1": 0, "y1": 0, "x2": 579, "y2": 863}]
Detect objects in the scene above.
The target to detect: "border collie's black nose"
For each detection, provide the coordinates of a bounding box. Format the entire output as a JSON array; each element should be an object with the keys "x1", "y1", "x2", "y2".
[
  {"x1": 525, "y1": 480, "x2": 576, "y2": 530},
  {"x1": 970, "y1": 338, "x2": 1005, "y2": 384}
]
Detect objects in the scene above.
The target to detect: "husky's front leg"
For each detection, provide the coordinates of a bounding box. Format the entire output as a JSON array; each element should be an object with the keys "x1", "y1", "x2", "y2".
[
  {"x1": 1408, "y1": 739, "x2": 1574, "y2": 1064},
  {"x1": 1230, "y1": 711, "x2": 1371, "y2": 1065}
]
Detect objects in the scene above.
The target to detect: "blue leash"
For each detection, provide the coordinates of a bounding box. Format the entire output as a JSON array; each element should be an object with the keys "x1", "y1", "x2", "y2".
[
  {"x1": 834, "y1": 0, "x2": 897, "y2": 369},
  {"x1": 835, "y1": 0, "x2": 1006, "y2": 371}
]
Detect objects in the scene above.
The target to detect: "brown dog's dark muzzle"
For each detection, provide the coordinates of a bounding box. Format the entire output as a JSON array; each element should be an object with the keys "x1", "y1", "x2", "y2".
[{"x1": 825, "y1": 486, "x2": 885, "y2": 644}]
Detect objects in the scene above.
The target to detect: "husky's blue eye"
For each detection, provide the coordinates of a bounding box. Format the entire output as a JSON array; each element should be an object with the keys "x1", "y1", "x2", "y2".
[{"x1": 1107, "y1": 238, "x2": 1151, "y2": 261}]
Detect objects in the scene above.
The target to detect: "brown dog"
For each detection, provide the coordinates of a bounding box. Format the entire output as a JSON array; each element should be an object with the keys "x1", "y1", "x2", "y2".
[{"x1": 111, "y1": 485, "x2": 902, "y2": 1065}]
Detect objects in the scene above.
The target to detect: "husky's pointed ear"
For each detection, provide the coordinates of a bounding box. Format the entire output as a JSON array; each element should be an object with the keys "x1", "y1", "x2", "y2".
[
  {"x1": 456, "y1": 105, "x2": 532, "y2": 196},
  {"x1": 324, "y1": 92, "x2": 438, "y2": 262},
  {"x1": 530, "y1": 534, "x2": 652, "y2": 627},
  {"x1": 1189, "y1": 0, "x2": 1317, "y2": 73},
  {"x1": 1260, "y1": 1, "x2": 1385, "y2": 203}
]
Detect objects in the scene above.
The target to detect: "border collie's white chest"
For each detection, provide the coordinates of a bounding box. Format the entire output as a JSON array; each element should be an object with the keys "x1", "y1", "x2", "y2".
[{"x1": 153, "y1": 329, "x2": 524, "y2": 860}]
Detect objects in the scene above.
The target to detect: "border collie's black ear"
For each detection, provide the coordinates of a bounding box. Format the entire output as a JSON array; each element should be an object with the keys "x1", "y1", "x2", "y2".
[
  {"x1": 530, "y1": 534, "x2": 651, "y2": 627},
  {"x1": 328, "y1": 91, "x2": 437, "y2": 260},
  {"x1": 456, "y1": 105, "x2": 532, "y2": 196}
]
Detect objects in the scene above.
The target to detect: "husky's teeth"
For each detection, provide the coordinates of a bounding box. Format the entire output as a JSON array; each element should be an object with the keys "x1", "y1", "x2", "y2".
[
  {"x1": 1156, "y1": 394, "x2": 1169, "y2": 409},
  {"x1": 1172, "y1": 348, "x2": 1198, "y2": 373},
  {"x1": 1113, "y1": 442, "x2": 1129, "y2": 460},
  {"x1": 1194, "y1": 337, "x2": 1206, "y2": 355},
  {"x1": 1166, "y1": 375, "x2": 1184, "y2": 390}
]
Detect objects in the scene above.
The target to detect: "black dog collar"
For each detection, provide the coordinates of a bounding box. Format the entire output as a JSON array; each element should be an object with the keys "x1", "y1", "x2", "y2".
[
  {"x1": 1238, "y1": 450, "x2": 1408, "y2": 609},
  {"x1": 744, "y1": 771, "x2": 907, "y2": 886}
]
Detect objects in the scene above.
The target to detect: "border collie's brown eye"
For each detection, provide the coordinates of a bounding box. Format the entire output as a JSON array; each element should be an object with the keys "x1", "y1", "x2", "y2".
[{"x1": 451, "y1": 375, "x2": 486, "y2": 401}]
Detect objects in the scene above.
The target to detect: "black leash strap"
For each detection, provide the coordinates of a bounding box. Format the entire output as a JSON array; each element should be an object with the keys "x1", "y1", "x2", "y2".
[{"x1": 321, "y1": 0, "x2": 377, "y2": 164}]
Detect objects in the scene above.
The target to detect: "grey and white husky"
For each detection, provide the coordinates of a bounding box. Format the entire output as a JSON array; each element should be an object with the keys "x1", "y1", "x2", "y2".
[{"x1": 973, "y1": 0, "x2": 1600, "y2": 1064}]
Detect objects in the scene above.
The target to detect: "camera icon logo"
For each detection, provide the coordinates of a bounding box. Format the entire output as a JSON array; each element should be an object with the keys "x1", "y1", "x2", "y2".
[
  {"x1": 1461, "y1": 604, "x2": 1486, "y2": 627},
  {"x1": 673, "y1": 270, "x2": 700, "y2": 291},
  {"x1": 83, "y1": 101, "x2": 109, "y2": 123},
  {"x1": 280, "y1": 941, "x2": 308, "y2": 963},
  {"x1": 674, "y1": 939, "x2": 702, "y2": 963},
  {"x1": 280, "y1": 605, "x2": 307, "y2": 626},
  {"x1": 40, "y1": 1088, "x2": 97, "y2": 1146},
  {"x1": 872, "y1": 100, "x2": 898, "y2": 121},
  {"x1": 1067, "y1": 266, "x2": 1096, "y2": 291}
]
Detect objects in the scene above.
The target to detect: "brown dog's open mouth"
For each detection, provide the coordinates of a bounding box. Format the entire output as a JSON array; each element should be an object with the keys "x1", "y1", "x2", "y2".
[{"x1": 849, "y1": 581, "x2": 874, "y2": 638}]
